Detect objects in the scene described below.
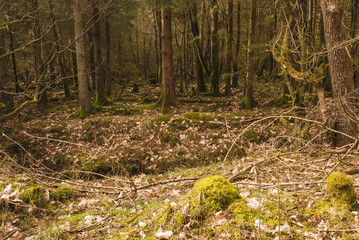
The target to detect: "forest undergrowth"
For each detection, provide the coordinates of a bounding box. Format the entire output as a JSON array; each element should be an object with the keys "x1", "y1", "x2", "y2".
[{"x1": 1, "y1": 83, "x2": 359, "y2": 239}]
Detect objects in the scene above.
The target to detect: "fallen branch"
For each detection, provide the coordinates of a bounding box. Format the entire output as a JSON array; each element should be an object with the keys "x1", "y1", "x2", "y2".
[{"x1": 0, "y1": 99, "x2": 38, "y2": 122}]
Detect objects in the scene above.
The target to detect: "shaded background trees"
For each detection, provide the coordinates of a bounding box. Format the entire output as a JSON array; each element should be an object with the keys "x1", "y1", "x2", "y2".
[{"x1": 1, "y1": 0, "x2": 359, "y2": 145}]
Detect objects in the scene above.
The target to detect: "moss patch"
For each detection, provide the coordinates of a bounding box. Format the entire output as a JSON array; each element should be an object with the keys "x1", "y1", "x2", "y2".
[
  {"x1": 189, "y1": 176, "x2": 241, "y2": 219},
  {"x1": 19, "y1": 185, "x2": 47, "y2": 208},
  {"x1": 326, "y1": 172, "x2": 356, "y2": 207}
]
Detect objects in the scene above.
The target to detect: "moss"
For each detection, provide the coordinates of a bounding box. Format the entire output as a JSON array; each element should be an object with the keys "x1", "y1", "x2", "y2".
[
  {"x1": 154, "y1": 115, "x2": 171, "y2": 123},
  {"x1": 184, "y1": 112, "x2": 214, "y2": 122},
  {"x1": 19, "y1": 185, "x2": 47, "y2": 208},
  {"x1": 140, "y1": 96, "x2": 155, "y2": 104},
  {"x1": 75, "y1": 106, "x2": 89, "y2": 119},
  {"x1": 227, "y1": 199, "x2": 252, "y2": 225},
  {"x1": 326, "y1": 172, "x2": 356, "y2": 207},
  {"x1": 243, "y1": 129, "x2": 259, "y2": 143},
  {"x1": 79, "y1": 156, "x2": 113, "y2": 175},
  {"x1": 50, "y1": 185, "x2": 74, "y2": 203},
  {"x1": 189, "y1": 176, "x2": 240, "y2": 220}
]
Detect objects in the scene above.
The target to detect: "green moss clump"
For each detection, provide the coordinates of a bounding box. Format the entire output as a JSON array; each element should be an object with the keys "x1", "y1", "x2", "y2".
[
  {"x1": 326, "y1": 172, "x2": 356, "y2": 207},
  {"x1": 79, "y1": 156, "x2": 113, "y2": 175},
  {"x1": 189, "y1": 176, "x2": 240, "y2": 219},
  {"x1": 50, "y1": 185, "x2": 74, "y2": 202},
  {"x1": 184, "y1": 112, "x2": 213, "y2": 122},
  {"x1": 227, "y1": 199, "x2": 252, "y2": 224},
  {"x1": 20, "y1": 185, "x2": 47, "y2": 208}
]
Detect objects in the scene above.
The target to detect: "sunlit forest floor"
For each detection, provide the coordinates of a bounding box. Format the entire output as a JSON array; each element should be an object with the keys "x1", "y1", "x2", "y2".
[{"x1": 1, "y1": 81, "x2": 359, "y2": 239}]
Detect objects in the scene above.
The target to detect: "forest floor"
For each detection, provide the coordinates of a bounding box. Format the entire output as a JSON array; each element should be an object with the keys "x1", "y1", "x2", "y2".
[{"x1": 1, "y1": 82, "x2": 359, "y2": 239}]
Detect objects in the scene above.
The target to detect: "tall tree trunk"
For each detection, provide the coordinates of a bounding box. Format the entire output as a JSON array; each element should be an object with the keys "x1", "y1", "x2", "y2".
[
  {"x1": 88, "y1": 29, "x2": 96, "y2": 90},
  {"x1": 160, "y1": 0, "x2": 177, "y2": 113},
  {"x1": 210, "y1": 0, "x2": 219, "y2": 95},
  {"x1": 0, "y1": 31, "x2": 13, "y2": 110},
  {"x1": 74, "y1": 0, "x2": 91, "y2": 113},
  {"x1": 232, "y1": 0, "x2": 241, "y2": 87},
  {"x1": 93, "y1": 0, "x2": 105, "y2": 106},
  {"x1": 105, "y1": 16, "x2": 111, "y2": 96},
  {"x1": 71, "y1": 42, "x2": 78, "y2": 88},
  {"x1": 33, "y1": 0, "x2": 48, "y2": 107},
  {"x1": 350, "y1": 0, "x2": 359, "y2": 38},
  {"x1": 225, "y1": 0, "x2": 233, "y2": 96},
  {"x1": 243, "y1": 0, "x2": 257, "y2": 109},
  {"x1": 156, "y1": 0, "x2": 162, "y2": 83},
  {"x1": 8, "y1": 28, "x2": 20, "y2": 93},
  {"x1": 188, "y1": 1, "x2": 207, "y2": 93},
  {"x1": 49, "y1": 0, "x2": 70, "y2": 98},
  {"x1": 321, "y1": 0, "x2": 357, "y2": 146}
]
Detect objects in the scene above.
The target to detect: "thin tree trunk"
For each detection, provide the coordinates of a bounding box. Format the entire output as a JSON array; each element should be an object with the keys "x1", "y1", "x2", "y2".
[
  {"x1": 225, "y1": 0, "x2": 233, "y2": 96},
  {"x1": 0, "y1": 31, "x2": 13, "y2": 110},
  {"x1": 49, "y1": 0, "x2": 70, "y2": 98},
  {"x1": 93, "y1": 0, "x2": 105, "y2": 106},
  {"x1": 188, "y1": 0, "x2": 207, "y2": 92},
  {"x1": 8, "y1": 28, "x2": 20, "y2": 93},
  {"x1": 243, "y1": 0, "x2": 257, "y2": 109},
  {"x1": 232, "y1": 0, "x2": 241, "y2": 87},
  {"x1": 160, "y1": 0, "x2": 177, "y2": 113},
  {"x1": 321, "y1": 0, "x2": 357, "y2": 146},
  {"x1": 88, "y1": 25, "x2": 96, "y2": 90},
  {"x1": 105, "y1": 16, "x2": 111, "y2": 96},
  {"x1": 74, "y1": 0, "x2": 91, "y2": 113},
  {"x1": 210, "y1": 0, "x2": 219, "y2": 95},
  {"x1": 33, "y1": 0, "x2": 48, "y2": 106}
]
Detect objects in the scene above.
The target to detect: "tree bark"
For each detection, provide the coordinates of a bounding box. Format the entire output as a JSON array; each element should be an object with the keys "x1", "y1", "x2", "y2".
[
  {"x1": 0, "y1": 31, "x2": 13, "y2": 110},
  {"x1": 49, "y1": 0, "x2": 70, "y2": 98},
  {"x1": 188, "y1": 0, "x2": 207, "y2": 93},
  {"x1": 93, "y1": 0, "x2": 105, "y2": 106},
  {"x1": 33, "y1": 0, "x2": 48, "y2": 107},
  {"x1": 321, "y1": 0, "x2": 357, "y2": 146},
  {"x1": 74, "y1": 0, "x2": 91, "y2": 113},
  {"x1": 225, "y1": 0, "x2": 233, "y2": 96},
  {"x1": 243, "y1": 0, "x2": 257, "y2": 109},
  {"x1": 105, "y1": 16, "x2": 111, "y2": 96},
  {"x1": 210, "y1": 0, "x2": 219, "y2": 95},
  {"x1": 160, "y1": 0, "x2": 177, "y2": 113}
]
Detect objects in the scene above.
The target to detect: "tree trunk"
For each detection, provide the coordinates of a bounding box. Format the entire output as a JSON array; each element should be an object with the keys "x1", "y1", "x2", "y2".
[
  {"x1": 105, "y1": 16, "x2": 111, "y2": 96},
  {"x1": 232, "y1": 0, "x2": 241, "y2": 87},
  {"x1": 49, "y1": 0, "x2": 70, "y2": 98},
  {"x1": 93, "y1": 0, "x2": 105, "y2": 106},
  {"x1": 33, "y1": 0, "x2": 48, "y2": 107},
  {"x1": 243, "y1": 0, "x2": 257, "y2": 109},
  {"x1": 8, "y1": 28, "x2": 20, "y2": 93},
  {"x1": 210, "y1": 0, "x2": 220, "y2": 95},
  {"x1": 160, "y1": 0, "x2": 177, "y2": 113},
  {"x1": 350, "y1": 0, "x2": 359, "y2": 38},
  {"x1": 225, "y1": 0, "x2": 233, "y2": 96},
  {"x1": 321, "y1": 0, "x2": 357, "y2": 146},
  {"x1": 188, "y1": 1, "x2": 207, "y2": 93},
  {"x1": 74, "y1": 0, "x2": 91, "y2": 113},
  {"x1": 0, "y1": 31, "x2": 13, "y2": 110}
]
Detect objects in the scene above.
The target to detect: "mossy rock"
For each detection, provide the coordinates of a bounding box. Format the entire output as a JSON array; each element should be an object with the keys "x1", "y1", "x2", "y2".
[
  {"x1": 50, "y1": 185, "x2": 74, "y2": 203},
  {"x1": 189, "y1": 176, "x2": 241, "y2": 220},
  {"x1": 19, "y1": 185, "x2": 47, "y2": 208},
  {"x1": 326, "y1": 172, "x2": 356, "y2": 207}
]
